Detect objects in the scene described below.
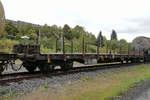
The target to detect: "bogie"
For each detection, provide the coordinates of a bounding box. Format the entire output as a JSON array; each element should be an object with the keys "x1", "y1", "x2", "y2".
[{"x1": 23, "y1": 61, "x2": 36, "y2": 73}]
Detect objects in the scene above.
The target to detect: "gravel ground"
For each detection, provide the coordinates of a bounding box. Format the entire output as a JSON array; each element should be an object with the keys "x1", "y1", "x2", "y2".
[{"x1": 0, "y1": 63, "x2": 149, "y2": 97}]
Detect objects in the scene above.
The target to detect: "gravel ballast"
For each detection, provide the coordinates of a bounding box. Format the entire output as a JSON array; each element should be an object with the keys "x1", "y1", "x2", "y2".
[{"x1": 0, "y1": 63, "x2": 149, "y2": 97}]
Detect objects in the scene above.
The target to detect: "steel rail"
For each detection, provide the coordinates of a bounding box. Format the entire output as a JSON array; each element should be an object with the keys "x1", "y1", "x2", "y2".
[{"x1": 0, "y1": 62, "x2": 144, "y2": 83}]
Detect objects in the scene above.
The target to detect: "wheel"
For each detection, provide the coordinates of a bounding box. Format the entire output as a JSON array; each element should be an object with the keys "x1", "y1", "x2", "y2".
[
  {"x1": 131, "y1": 59, "x2": 136, "y2": 63},
  {"x1": 61, "y1": 62, "x2": 73, "y2": 71},
  {"x1": 126, "y1": 60, "x2": 129, "y2": 63},
  {"x1": 23, "y1": 62, "x2": 36, "y2": 73},
  {"x1": 0, "y1": 64, "x2": 5, "y2": 75},
  {"x1": 25, "y1": 66, "x2": 36, "y2": 73},
  {"x1": 121, "y1": 60, "x2": 124, "y2": 64},
  {"x1": 38, "y1": 62, "x2": 54, "y2": 73},
  {"x1": 67, "y1": 62, "x2": 73, "y2": 69}
]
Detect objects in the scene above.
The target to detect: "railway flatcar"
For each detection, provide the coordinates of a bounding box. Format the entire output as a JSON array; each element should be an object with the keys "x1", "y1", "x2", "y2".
[
  {"x1": 0, "y1": 0, "x2": 148, "y2": 75},
  {"x1": 0, "y1": 36, "x2": 148, "y2": 74},
  {"x1": 11, "y1": 41, "x2": 144, "y2": 73}
]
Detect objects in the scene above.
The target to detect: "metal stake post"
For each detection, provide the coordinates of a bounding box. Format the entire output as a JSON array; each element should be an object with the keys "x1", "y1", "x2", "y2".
[
  {"x1": 38, "y1": 30, "x2": 41, "y2": 45},
  {"x1": 85, "y1": 43, "x2": 87, "y2": 53},
  {"x1": 97, "y1": 44, "x2": 100, "y2": 58},
  {"x1": 56, "y1": 39, "x2": 58, "y2": 53},
  {"x1": 71, "y1": 40, "x2": 73, "y2": 54},
  {"x1": 128, "y1": 44, "x2": 129, "y2": 55},
  {"x1": 63, "y1": 35, "x2": 65, "y2": 55},
  {"x1": 119, "y1": 43, "x2": 121, "y2": 54},
  {"x1": 82, "y1": 37, "x2": 85, "y2": 55}
]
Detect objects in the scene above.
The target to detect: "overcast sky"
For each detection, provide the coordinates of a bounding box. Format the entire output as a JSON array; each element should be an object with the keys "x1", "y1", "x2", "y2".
[{"x1": 1, "y1": 0, "x2": 150, "y2": 42}]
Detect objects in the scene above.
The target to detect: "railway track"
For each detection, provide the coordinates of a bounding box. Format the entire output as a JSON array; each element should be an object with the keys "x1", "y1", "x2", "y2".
[{"x1": 0, "y1": 62, "x2": 144, "y2": 84}]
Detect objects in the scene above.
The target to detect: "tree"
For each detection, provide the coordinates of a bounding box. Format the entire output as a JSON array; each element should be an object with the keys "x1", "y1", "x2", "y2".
[
  {"x1": 18, "y1": 23, "x2": 26, "y2": 36},
  {"x1": 27, "y1": 29, "x2": 37, "y2": 40},
  {"x1": 72, "y1": 25, "x2": 81, "y2": 39},
  {"x1": 51, "y1": 25, "x2": 62, "y2": 39},
  {"x1": 96, "y1": 31, "x2": 104, "y2": 47},
  {"x1": 5, "y1": 22, "x2": 19, "y2": 36},
  {"x1": 111, "y1": 29, "x2": 117, "y2": 40},
  {"x1": 63, "y1": 24, "x2": 73, "y2": 40},
  {"x1": 111, "y1": 40, "x2": 119, "y2": 53},
  {"x1": 119, "y1": 39, "x2": 128, "y2": 53},
  {"x1": 104, "y1": 40, "x2": 110, "y2": 53},
  {"x1": 40, "y1": 24, "x2": 50, "y2": 38}
]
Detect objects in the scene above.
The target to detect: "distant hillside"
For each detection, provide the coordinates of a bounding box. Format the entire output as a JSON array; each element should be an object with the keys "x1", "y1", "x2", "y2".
[{"x1": 6, "y1": 19, "x2": 41, "y2": 27}]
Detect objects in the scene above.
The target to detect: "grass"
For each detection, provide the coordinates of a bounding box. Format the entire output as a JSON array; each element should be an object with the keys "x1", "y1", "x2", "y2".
[
  {"x1": 82, "y1": 77, "x2": 89, "y2": 81},
  {"x1": 0, "y1": 93, "x2": 21, "y2": 100},
  {"x1": 1, "y1": 65, "x2": 150, "y2": 100},
  {"x1": 44, "y1": 83, "x2": 49, "y2": 89},
  {"x1": 1, "y1": 88, "x2": 8, "y2": 95}
]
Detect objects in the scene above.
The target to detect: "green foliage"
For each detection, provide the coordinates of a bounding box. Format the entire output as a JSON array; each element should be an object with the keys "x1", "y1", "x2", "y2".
[
  {"x1": 0, "y1": 39, "x2": 19, "y2": 53},
  {"x1": 82, "y1": 77, "x2": 89, "y2": 81},
  {"x1": 5, "y1": 22, "x2": 19, "y2": 37},
  {"x1": 111, "y1": 40, "x2": 119, "y2": 53},
  {"x1": 27, "y1": 29, "x2": 38, "y2": 40},
  {"x1": 1, "y1": 21, "x2": 130, "y2": 54},
  {"x1": 72, "y1": 25, "x2": 84, "y2": 39},
  {"x1": 44, "y1": 83, "x2": 49, "y2": 89},
  {"x1": 63, "y1": 24, "x2": 73, "y2": 40},
  {"x1": 104, "y1": 40, "x2": 111, "y2": 53},
  {"x1": 119, "y1": 39, "x2": 129, "y2": 53},
  {"x1": 1, "y1": 87, "x2": 8, "y2": 94}
]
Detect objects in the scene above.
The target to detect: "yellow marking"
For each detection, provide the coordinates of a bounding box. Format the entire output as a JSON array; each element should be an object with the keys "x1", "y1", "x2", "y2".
[{"x1": 48, "y1": 58, "x2": 51, "y2": 63}]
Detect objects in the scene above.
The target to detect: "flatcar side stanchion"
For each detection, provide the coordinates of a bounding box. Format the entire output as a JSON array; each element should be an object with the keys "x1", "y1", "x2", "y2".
[
  {"x1": 61, "y1": 35, "x2": 67, "y2": 71},
  {"x1": 120, "y1": 43, "x2": 124, "y2": 63},
  {"x1": 97, "y1": 42, "x2": 100, "y2": 60},
  {"x1": 82, "y1": 35, "x2": 85, "y2": 56},
  {"x1": 56, "y1": 39, "x2": 58, "y2": 53},
  {"x1": 127, "y1": 44, "x2": 130, "y2": 63},
  {"x1": 85, "y1": 42, "x2": 87, "y2": 53},
  {"x1": 71, "y1": 40, "x2": 73, "y2": 54},
  {"x1": 119, "y1": 43, "x2": 122, "y2": 54}
]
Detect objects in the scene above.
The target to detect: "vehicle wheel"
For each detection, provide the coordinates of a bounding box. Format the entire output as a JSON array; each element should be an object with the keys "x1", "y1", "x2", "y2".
[
  {"x1": 38, "y1": 63, "x2": 54, "y2": 73},
  {"x1": 61, "y1": 62, "x2": 73, "y2": 71},
  {"x1": 67, "y1": 62, "x2": 73, "y2": 69},
  {"x1": 121, "y1": 60, "x2": 124, "y2": 63},
  {"x1": 126, "y1": 60, "x2": 129, "y2": 63},
  {"x1": 131, "y1": 59, "x2": 136, "y2": 63},
  {"x1": 23, "y1": 62, "x2": 36, "y2": 73},
  {"x1": 25, "y1": 66, "x2": 36, "y2": 73},
  {"x1": 0, "y1": 64, "x2": 5, "y2": 75}
]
